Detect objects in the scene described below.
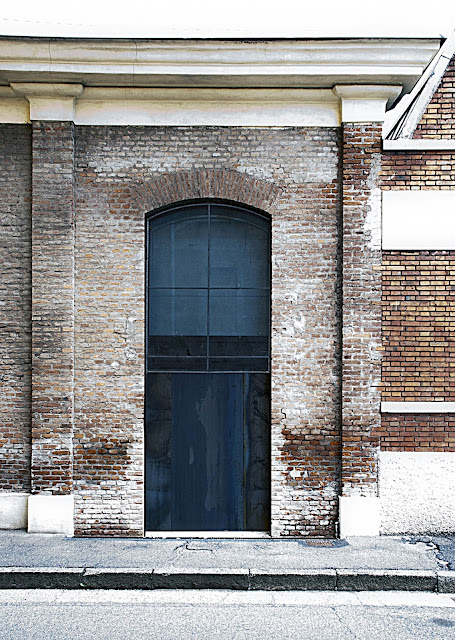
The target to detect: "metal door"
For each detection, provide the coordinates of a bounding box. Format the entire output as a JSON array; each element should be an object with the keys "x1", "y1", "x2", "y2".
[{"x1": 145, "y1": 202, "x2": 270, "y2": 531}]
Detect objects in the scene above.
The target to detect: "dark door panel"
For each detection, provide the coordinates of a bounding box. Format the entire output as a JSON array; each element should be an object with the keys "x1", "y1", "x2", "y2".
[{"x1": 145, "y1": 372, "x2": 270, "y2": 531}]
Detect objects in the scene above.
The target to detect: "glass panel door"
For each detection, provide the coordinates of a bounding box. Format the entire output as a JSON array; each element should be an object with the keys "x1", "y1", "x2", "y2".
[{"x1": 145, "y1": 202, "x2": 271, "y2": 531}]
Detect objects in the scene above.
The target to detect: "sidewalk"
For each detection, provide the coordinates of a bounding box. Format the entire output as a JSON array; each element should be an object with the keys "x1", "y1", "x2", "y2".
[{"x1": 0, "y1": 531, "x2": 454, "y2": 592}]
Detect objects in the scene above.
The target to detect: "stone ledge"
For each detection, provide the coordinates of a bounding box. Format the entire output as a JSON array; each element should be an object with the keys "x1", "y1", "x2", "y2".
[
  {"x1": 336, "y1": 569, "x2": 437, "y2": 592},
  {"x1": 437, "y1": 571, "x2": 455, "y2": 594},
  {"x1": 1, "y1": 566, "x2": 453, "y2": 591},
  {"x1": 249, "y1": 569, "x2": 337, "y2": 591}
]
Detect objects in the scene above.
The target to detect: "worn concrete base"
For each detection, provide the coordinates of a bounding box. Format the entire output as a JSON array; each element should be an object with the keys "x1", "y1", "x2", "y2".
[
  {"x1": 379, "y1": 452, "x2": 455, "y2": 534},
  {"x1": 28, "y1": 495, "x2": 74, "y2": 535},
  {"x1": 0, "y1": 494, "x2": 29, "y2": 530},
  {"x1": 0, "y1": 566, "x2": 453, "y2": 592},
  {"x1": 339, "y1": 497, "x2": 381, "y2": 537}
]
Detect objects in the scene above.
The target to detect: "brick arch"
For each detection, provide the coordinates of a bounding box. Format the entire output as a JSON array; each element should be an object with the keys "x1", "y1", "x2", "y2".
[{"x1": 130, "y1": 169, "x2": 282, "y2": 215}]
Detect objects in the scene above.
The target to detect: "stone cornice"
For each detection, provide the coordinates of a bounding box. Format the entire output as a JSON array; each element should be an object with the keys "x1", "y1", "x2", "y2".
[
  {"x1": 0, "y1": 37, "x2": 440, "y2": 91},
  {"x1": 334, "y1": 85, "x2": 402, "y2": 123},
  {"x1": 11, "y1": 82, "x2": 84, "y2": 121}
]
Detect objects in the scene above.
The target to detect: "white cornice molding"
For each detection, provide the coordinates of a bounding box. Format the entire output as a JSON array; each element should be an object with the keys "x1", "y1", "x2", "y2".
[
  {"x1": 11, "y1": 83, "x2": 84, "y2": 121},
  {"x1": 334, "y1": 85, "x2": 402, "y2": 123},
  {"x1": 383, "y1": 138, "x2": 455, "y2": 151},
  {"x1": 0, "y1": 38, "x2": 439, "y2": 91},
  {"x1": 381, "y1": 402, "x2": 455, "y2": 413}
]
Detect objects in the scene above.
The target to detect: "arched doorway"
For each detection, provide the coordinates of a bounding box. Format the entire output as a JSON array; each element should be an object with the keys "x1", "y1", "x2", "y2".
[{"x1": 145, "y1": 201, "x2": 271, "y2": 531}]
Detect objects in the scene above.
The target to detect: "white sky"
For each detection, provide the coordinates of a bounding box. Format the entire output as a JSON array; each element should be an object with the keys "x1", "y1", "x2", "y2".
[{"x1": 0, "y1": 0, "x2": 454, "y2": 38}]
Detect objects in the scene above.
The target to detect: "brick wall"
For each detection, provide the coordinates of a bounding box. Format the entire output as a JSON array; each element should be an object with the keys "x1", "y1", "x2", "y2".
[
  {"x1": 381, "y1": 69, "x2": 455, "y2": 452},
  {"x1": 341, "y1": 123, "x2": 383, "y2": 497},
  {"x1": 379, "y1": 414, "x2": 455, "y2": 451},
  {"x1": 74, "y1": 125, "x2": 341, "y2": 536},
  {"x1": 0, "y1": 124, "x2": 32, "y2": 492},
  {"x1": 31, "y1": 121, "x2": 75, "y2": 495},
  {"x1": 382, "y1": 252, "x2": 455, "y2": 401},
  {"x1": 382, "y1": 152, "x2": 455, "y2": 189},
  {"x1": 414, "y1": 55, "x2": 455, "y2": 139}
]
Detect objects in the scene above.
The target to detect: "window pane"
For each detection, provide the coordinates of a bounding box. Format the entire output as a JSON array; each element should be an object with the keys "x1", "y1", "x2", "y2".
[
  {"x1": 210, "y1": 206, "x2": 270, "y2": 289},
  {"x1": 147, "y1": 357, "x2": 207, "y2": 372},
  {"x1": 148, "y1": 335, "x2": 206, "y2": 357},
  {"x1": 208, "y1": 358, "x2": 269, "y2": 372},
  {"x1": 209, "y1": 289, "x2": 269, "y2": 337},
  {"x1": 209, "y1": 335, "x2": 268, "y2": 357},
  {"x1": 149, "y1": 289, "x2": 207, "y2": 336},
  {"x1": 149, "y1": 206, "x2": 208, "y2": 288}
]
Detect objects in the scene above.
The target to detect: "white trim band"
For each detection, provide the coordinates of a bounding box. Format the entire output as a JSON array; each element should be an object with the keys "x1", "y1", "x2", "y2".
[
  {"x1": 381, "y1": 402, "x2": 455, "y2": 413},
  {"x1": 383, "y1": 139, "x2": 455, "y2": 151},
  {"x1": 1, "y1": 85, "x2": 341, "y2": 125},
  {"x1": 382, "y1": 190, "x2": 455, "y2": 250},
  {"x1": 75, "y1": 87, "x2": 340, "y2": 127}
]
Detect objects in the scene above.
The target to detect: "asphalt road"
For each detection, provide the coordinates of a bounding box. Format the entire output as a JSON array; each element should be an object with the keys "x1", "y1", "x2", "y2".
[{"x1": 1, "y1": 590, "x2": 455, "y2": 639}]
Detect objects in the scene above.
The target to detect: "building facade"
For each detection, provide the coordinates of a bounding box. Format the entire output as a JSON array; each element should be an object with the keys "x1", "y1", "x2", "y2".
[{"x1": 0, "y1": 35, "x2": 453, "y2": 537}]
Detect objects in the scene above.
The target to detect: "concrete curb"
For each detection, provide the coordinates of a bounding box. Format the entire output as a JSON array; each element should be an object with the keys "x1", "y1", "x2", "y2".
[{"x1": 0, "y1": 567, "x2": 453, "y2": 592}]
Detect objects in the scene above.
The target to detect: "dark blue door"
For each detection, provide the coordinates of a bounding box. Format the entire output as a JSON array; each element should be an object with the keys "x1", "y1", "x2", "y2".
[{"x1": 145, "y1": 203, "x2": 270, "y2": 531}]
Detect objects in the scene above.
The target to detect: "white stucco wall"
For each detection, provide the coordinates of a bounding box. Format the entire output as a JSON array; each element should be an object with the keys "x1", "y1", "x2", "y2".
[{"x1": 379, "y1": 451, "x2": 455, "y2": 534}]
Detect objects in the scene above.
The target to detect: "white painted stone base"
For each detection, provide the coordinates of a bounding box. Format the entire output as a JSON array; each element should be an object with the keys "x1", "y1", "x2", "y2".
[
  {"x1": 380, "y1": 452, "x2": 455, "y2": 535},
  {"x1": 27, "y1": 495, "x2": 74, "y2": 535},
  {"x1": 0, "y1": 493, "x2": 29, "y2": 529},
  {"x1": 339, "y1": 496, "x2": 381, "y2": 537}
]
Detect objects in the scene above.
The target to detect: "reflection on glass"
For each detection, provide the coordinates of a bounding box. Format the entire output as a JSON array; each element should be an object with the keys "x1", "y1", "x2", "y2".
[
  {"x1": 149, "y1": 289, "x2": 207, "y2": 336},
  {"x1": 147, "y1": 203, "x2": 270, "y2": 373},
  {"x1": 149, "y1": 207, "x2": 208, "y2": 288},
  {"x1": 209, "y1": 289, "x2": 268, "y2": 337},
  {"x1": 210, "y1": 206, "x2": 270, "y2": 289}
]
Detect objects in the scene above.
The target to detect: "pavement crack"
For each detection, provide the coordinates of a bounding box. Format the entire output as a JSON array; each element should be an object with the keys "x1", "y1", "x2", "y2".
[{"x1": 331, "y1": 606, "x2": 359, "y2": 639}]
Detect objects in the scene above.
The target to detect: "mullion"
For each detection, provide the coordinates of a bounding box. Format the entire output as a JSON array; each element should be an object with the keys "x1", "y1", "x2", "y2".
[{"x1": 207, "y1": 204, "x2": 210, "y2": 372}]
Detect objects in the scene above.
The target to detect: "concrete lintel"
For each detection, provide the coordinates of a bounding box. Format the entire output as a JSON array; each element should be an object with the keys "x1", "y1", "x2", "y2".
[
  {"x1": 27, "y1": 495, "x2": 74, "y2": 535},
  {"x1": 0, "y1": 493, "x2": 29, "y2": 529},
  {"x1": 334, "y1": 85, "x2": 402, "y2": 123},
  {"x1": 339, "y1": 496, "x2": 381, "y2": 537}
]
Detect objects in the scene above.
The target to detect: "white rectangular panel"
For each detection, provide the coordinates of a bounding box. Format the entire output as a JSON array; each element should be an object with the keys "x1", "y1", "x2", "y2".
[{"x1": 382, "y1": 190, "x2": 455, "y2": 250}]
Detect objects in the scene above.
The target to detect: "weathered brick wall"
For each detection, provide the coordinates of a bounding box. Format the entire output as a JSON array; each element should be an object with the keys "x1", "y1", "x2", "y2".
[
  {"x1": 0, "y1": 124, "x2": 32, "y2": 492},
  {"x1": 31, "y1": 121, "x2": 75, "y2": 495},
  {"x1": 341, "y1": 123, "x2": 383, "y2": 497},
  {"x1": 414, "y1": 55, "x2": 455, "y2": 139},
  {"x1": 382, "y1": 152, "x2": 455, "y2": 188},
  {"x1": 382, "y1": 252, "x2": 455, "y2": 401},
  {"x1": 379, "y1": 414, "x2": 455, "y2": 451},
  {"x1": 74, "y1": 125, "x2": 341, "y2": 536},
  {"x1": 381, "y1": 73, "x2": 455, "y2": 451}
]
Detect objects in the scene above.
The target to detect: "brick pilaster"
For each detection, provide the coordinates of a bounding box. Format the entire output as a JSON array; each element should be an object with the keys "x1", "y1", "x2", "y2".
[
  {"x1": 341, "y1": 123, "x2": 383, "y2": 496},
  {"x1": 31, "y1": 121, "x2": 75, "y2": 495}
]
